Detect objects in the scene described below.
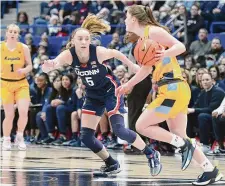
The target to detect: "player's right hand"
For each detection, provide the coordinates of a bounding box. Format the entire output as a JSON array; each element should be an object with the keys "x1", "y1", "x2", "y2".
[
  {"x1": 41, "y1": 60, "x2": 54, "y2": 73},
  {"x1": 212, "y1": 111, "x2": 219, "y2": 118}
]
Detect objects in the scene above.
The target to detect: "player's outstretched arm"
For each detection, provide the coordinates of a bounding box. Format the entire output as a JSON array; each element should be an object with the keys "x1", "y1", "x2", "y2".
[
  {"x1": 97, "y1": 46, "x2": 140, "y2": 73},
  {"x1": 42, "y1": 50, "x2": 72, "y2": 73}
]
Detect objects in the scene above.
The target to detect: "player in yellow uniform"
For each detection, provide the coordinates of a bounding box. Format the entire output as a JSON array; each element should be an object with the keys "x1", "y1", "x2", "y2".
[
  {"x1": 1, "y1": 24, "x2": 32, "y2": 150},
  {"x1": 116, "y1": 5, "x2": 223, "y2": 186}
]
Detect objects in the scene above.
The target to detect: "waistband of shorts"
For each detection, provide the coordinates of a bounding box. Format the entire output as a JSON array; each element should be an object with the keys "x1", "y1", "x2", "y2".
[
  {"x1": 0, "y1": 77, "x2": 26, "y2": 82},
  {"x1": 157, "y1": 78, "x2": 183, "y2": 87}
]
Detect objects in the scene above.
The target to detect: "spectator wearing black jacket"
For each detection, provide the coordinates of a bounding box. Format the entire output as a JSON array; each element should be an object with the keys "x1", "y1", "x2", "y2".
[
  {"x1": 186, "y1": 5, "x2": 205, "y2": 47},
  {"x1": 41, "y1": 74, "x2": 77, "y2": 146},
  {"x1": 28, "y1": 73, "x2": 52, "y2": 142},
  {"x1": 187, "y1": 73, "x2": 225, "y2": 153}
]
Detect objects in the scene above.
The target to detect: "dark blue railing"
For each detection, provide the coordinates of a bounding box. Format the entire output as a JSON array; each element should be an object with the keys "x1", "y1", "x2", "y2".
[
  {"x1": 210, "y1": 22, "x2": 225, "y2": 33},
  {"x1": 0, "y1": 24, "x2": 125, "y2": 36}
]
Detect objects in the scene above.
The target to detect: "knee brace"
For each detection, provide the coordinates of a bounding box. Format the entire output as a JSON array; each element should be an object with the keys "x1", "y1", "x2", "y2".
[
  {"x1": 110, "y1": 114, "x2": 136, "y2": 143},
  {"x1": 80, "y1": 127, "x2": 103, "y2": 153}
]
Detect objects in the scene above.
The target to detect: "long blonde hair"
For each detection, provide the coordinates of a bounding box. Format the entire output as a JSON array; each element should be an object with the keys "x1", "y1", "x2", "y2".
[{"x1": 66, "y1": 14, "x2": 111, "y2": 49}]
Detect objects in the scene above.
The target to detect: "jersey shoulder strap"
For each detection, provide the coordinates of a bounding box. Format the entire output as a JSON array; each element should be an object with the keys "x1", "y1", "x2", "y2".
[{"x1": 69, "y1": 47, "x2": 79, "y2": 66}]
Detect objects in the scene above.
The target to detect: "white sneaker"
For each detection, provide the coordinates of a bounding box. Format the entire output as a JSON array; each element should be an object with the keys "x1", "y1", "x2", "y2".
[
  {"x1": 15, "y1": 135, "x2": 27, "y2": 150},
  {"x1": 2, "y1": 138, "x2": 12, "y2": 151},
  {"x1": 201, "y1": 144, "x2": 211, "y2": 154}
]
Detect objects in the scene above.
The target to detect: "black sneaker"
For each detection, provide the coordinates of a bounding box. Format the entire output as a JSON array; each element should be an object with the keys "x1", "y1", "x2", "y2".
[
  {"x1": 146, "y1": 150, "x2": 162, "y2": 176},
  {"x1": 41, "y1": 136, "x2": 55, "y2": 145},
  {"x1": 94, "y1": 161, "x2": 121, "y2": 177},
  {"x1": 192, "y1": 167, "x2": 223, "y2": 185},
  {"x1": 52, "y1": 136, "x2": 67, "y2": 146},
  {"x1": 180, "y1": 138, "x2": 196, "y2": 171}
]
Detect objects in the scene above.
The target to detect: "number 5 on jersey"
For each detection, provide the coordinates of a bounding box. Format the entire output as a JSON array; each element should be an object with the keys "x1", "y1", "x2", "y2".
[{"x1": 85, "y1": 77, "x2": 94, "y2": 86}]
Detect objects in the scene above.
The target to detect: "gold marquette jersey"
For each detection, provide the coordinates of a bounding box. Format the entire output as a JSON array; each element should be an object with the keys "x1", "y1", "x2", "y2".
[
  {"x1": 1, "y1": 41, "x2": 25, "y2": 80},
  {"x1": 152, "y1": 56, "x2": 184, "y2": 83},
  {"x1": 142, "y1": 26, "x2": 184, "y2": 83}
]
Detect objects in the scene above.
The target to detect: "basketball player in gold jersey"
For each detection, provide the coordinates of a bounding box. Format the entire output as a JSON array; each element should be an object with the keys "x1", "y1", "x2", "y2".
[{"x1": 1, "y1": 24, "x2": 32, "y2": 150}]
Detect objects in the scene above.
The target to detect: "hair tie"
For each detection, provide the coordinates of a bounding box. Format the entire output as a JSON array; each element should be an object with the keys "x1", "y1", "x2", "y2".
[{"x1": 144, "y1": 5, "x2": 148, "y2": 13}]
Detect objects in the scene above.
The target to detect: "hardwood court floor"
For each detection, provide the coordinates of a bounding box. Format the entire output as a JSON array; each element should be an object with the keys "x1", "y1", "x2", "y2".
[{"x1": 1, "y1": 145, "x2": 225, "y2": 186}]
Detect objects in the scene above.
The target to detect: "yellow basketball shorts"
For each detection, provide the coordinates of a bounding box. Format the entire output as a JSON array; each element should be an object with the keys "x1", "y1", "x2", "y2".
[
  {"x1": 147, "y1": 81, "x2": 191, "y2": 119},
  {"x1": 1, "y1": 79, "x2": 30, "y2": 104}
]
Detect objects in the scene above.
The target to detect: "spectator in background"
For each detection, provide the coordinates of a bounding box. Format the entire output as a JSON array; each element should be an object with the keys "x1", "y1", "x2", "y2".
[
  {"x1": 78, "y1": 0, "x2": 92, "y2": 24},
  {"x1": 209, "y1": 65, "x2": 225, "y2": 91},
  {"x1": 173, "y1": 5, "x2": 186, "y2": 30},
  {"x1": 190, "y1": 66, "x2": 199, "y2": 82},
  {"x1": 108, "y1": 32, "x2": 123, "y2": 67},
  {"x1": 200, "y1": 1, "x2": 225, "y2": 32},
  {"x1": 205, "y1": 54, "x2": 217, "y2": 68},
  {"x1": 48, "y1": 70, "x2": 60, "y2": 84},
  {"x1": 33, "y1": 41, "x2": 48, "y2": 73},
  {"x1": 30, "y1": 73, "x2": 52, "y2": 142},
  {"x1": 48, "y1": 15, "x2": 61, "y2": 36},
  {"x1": 208, "y1": 97, "x2": 225, "y2": 155},
  {"x1": 158, "y1": 6, "x2": 171, "y2": 26},
  {"x1": 207, "y1": 38, "x2": 224, "y2": 61},
  {"x1": 36, "y1": 75, "x2": 61, "y2": 143},
  {"x1": 189, "y1": 28, "x2": 211, "y2": 61},
  {"x1": 184, "y1": 55, "x2": 195, "y2": 70},
  {"x1": 96, "y1": 7, "x2": 110, "y2": 25},
  {"x1": 62, "y1": 11, "x2": 81, "y2": 25},
  {"x1": 115, "y1": 65, "x2": 127, "y2": 82},
  {"x1": 63, "y1": 76, "x2": 85, "y2": 147},
  {"x1": 59, "y1": 0, "x2": 79, "y2": 23},
  {"x1": 24, "y1": 33, "x2": 37, "y2": 59},
  {"x1": 42, "y1": 74, "x2": 77, "y2": 146},
  {"x1": 40, "y1": 32, "x2": 49, "y2": 44},
  {"x1": 109, "y1": 10, "x2": 125, "y2": 34},
  {"x1": 218, "y1": 63, "x2": 225, "y2": 79},
  {"x1": 194, "y1": 68, "x2": 208, "y2": 88},
  {"x1": 181, "y1": 69, "x2": 201, "y2": 108},
  {"x1": 42, "y1": 0, "x2": 62, "y2": 21},
  {"x1": 187, "y1": 73, "x2": 224, "y2": 153},
  {"x1": 17, "y1": 11, "x2": 29, "y2": 36},
  {"x1": 186, "y1": 4, "x2": 205, "y2": 47}
]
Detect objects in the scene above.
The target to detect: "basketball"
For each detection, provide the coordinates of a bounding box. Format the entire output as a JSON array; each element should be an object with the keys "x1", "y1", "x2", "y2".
[{"x1": 134, "y1": 38, "x2": 161, "y2": 66}]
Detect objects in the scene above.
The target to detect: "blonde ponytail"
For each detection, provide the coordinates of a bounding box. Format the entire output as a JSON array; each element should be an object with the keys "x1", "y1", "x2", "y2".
[
  {"x1": 81, "y1": 14, "x2": 111, "y2": 35},
  {"x1": 66, "y1": 14, "x2": 111, "y2": 49}
]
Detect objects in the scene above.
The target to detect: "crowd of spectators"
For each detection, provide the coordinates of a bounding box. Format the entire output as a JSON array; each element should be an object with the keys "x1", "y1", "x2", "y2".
[{"x1": 1, "y1": 0, "x2": 225, "y2": 155}]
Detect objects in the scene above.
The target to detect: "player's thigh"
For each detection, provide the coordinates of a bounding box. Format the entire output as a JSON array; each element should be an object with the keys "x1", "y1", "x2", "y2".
[
  {"x1": 15, "y1": 81, "x2": 30, "y2": 102},
  {"x1": 81, "y1": 97, "x2": 104, "y2": 130},
  {"x1": 105, "y1": 93, "x2": 126, "y2": 117},
  {"x1": 1, "y1": 81, "x2": 14, "y2": 105}
]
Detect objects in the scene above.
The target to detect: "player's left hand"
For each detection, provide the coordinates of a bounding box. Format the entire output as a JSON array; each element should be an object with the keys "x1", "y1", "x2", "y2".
[
  {"x1": 155, "y1": 45, "x2": 165, "y2": 62},
  {"x1": 115, "y1": 83, "x2": 131, "y2": 97},
  {"x1": 17, "y1": 68, "x2": 28, "y2": 75}
]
